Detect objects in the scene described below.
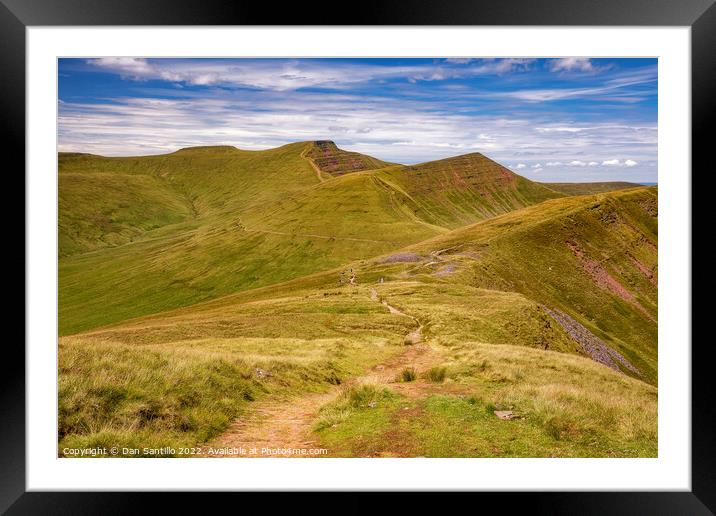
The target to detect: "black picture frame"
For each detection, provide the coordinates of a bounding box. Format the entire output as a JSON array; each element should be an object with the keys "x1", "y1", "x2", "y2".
[{"x1": 4, "y1": 0, "x2": 712, "y2": 512}]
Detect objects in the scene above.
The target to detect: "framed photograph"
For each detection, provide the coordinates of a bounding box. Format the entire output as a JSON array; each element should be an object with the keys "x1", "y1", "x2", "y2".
[{"x1": 6, "y1": 0, "x2": 712, "y2": 511}]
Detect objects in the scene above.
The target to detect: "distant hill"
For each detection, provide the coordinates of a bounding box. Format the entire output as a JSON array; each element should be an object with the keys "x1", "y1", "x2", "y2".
[
  {"x1": 59, "y1": 142, "x2": 564, "y2": 334},
  {"x1": 542, "y1": 181, "x2": 642, "y2": 195},
  {"x1": 58, "y1": 143, "x2": 319, "y2": 256},
  {"x1": 376, "y1": 153, "x2": 561, "y2": 229}
]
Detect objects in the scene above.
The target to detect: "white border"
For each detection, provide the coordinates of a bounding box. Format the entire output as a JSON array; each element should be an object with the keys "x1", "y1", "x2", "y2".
[{"x1": 27, "y1": 27, "x2": 691, "y2": 491}]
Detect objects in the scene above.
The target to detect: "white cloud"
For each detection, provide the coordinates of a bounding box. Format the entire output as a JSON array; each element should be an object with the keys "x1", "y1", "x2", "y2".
[
  {"x1": 89, "y1": 57, "x2": 155, "y2": 77},
  {"x1": 87, "y1": 57, "x2": 537, "y2": 92},
  {"x1": 58, "y1": 90, "x2": 657, "y2": 174},
  {"x1": 489, "y1": 58, "x2": 535, "y2": 75},
  {"x1": 600, "y1": 159, "x2": 639, "y2": 167},
  {"x1": 547, "y1": 57, "x2": 608, "y2": 73},
  {"x1": 497, "y1": 67, "x2": 656, "y2": 103},
  {"x1": 536, "y1": 127, "x2": 584, "y2": 133},
  {"x1": 588, "y1": 161, "x2": 599, "y2": 166},
  {"x1": 569, "y1": 160, "x2": 588, "y2": 167},
  {"x1": 532, "y1": 163, "x2": 542, "y2": 168},
  {"x1": 88, "y1": 58, "x2": 434, "y2": 91}
]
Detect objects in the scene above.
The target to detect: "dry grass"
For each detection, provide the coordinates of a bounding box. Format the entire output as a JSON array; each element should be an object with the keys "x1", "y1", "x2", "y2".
[{"x1": 316, "y1": 343, "x2": 657, "y2": 457}]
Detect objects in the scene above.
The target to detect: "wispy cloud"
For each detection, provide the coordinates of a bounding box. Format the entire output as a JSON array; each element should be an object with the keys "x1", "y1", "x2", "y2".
[
  {"x1": 59, "y1": 58, "x2": 658, "y2": 182},
  {"x1": 86, "y1": 57, "x2": 538, "y2": 92},
  {"x1": 547, "y1": 57, "x2": 612, "y2": 74}
]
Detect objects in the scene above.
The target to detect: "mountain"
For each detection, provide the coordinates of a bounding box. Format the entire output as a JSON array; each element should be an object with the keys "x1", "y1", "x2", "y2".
[
  {"x1": 304, "y1": 140, "x2": 393, "y2": 177},
  {"x1": 372, "y1": 153, "x2": 561, "y2": 229},
  {"x1": 59, "y1": 141, "x2": 564, "y2": 335},
  {"x1": 59, "y1": 185, "x2": 657, "y2": 457}
]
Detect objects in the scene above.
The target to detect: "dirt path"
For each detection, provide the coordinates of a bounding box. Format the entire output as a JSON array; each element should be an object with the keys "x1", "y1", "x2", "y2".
[
  {"x1": 371, "y1": 289, "x2": 423, "y2": 345},
  {"x1": 202, "y1": 290, "x2": 437, "y2": 458},
  {"x1": 301, "y1": 146, "x2": 325, "y2": 183}
]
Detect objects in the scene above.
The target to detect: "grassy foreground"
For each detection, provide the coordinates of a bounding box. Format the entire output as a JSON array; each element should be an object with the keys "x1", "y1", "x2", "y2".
[
  {"x1": 316, "y1": 344, "x2": 657, "y2": 458},
  {"x1": 59, "y1": 286, "x2": 409, "y2": 455}
]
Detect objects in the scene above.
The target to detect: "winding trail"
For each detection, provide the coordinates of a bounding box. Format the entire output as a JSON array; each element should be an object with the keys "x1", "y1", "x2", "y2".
[
  {"x1": 202, "y1": 289, "x2": 437, "y2": 458},
  {"x1": 371, "y1": 289, "x2": 423, "y2": 345},
  {"x1": 301, "y1": 145, "x2": 325, "y2": 183}
]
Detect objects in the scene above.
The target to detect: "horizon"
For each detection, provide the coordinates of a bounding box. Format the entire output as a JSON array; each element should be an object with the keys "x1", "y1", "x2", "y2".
[
  {"x1": 57, "y1": 140, "x2": 658, "y2": 185},
  {"x1": 58, "y1": 57, "x2": 657, "y2": 182}
]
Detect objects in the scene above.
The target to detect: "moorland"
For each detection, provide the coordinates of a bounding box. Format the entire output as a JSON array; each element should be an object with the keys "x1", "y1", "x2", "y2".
[{"x1": 58, "y1": 141, "x2": 657, "y2": 457}]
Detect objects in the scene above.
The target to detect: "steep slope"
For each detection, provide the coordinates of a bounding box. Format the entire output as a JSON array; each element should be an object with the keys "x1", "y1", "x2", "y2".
[
  {"x1": 304, "y1": 140, "x2": 393, "y2": 177},
  {"x1": 58, "y1": 143, "x2": 320, "y2": 256},
  {"x1": 59, "y1": 142, "x2": 564, "y2": 334},
  {"x1": 249, "y1": 151, "x2": 563, "y2": 241},
  {"x1": 58, "y1": 170, "x2": 194, "y2": 257},
  {"x1": 373, "y1": 153, "x2": 562, "y2": 228},
  {"x1": 358, "y1": 187, "x2": 658, "y2": 383}
]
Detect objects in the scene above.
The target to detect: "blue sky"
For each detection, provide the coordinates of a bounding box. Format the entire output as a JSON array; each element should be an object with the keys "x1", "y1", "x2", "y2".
[{"x1": 58, "y1": 57, "x2": 657, "y2": 182}]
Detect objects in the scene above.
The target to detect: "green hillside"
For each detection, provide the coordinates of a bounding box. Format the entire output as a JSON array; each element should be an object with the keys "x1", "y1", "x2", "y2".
[
  {"x1": 360, "y1": 187, "x2": 658, "y2": 382},
  {"x1": 59, "y1": 142, "x2": 564, "y2": 335},
  {"x1": 59, "y1": 187, "x2": 657, "y2": 457},
  {"x1": 58, "y1": 143, "x2": 319, "y2": 256},
  {"x1": 375, "y1": 153, "x2": 561, "y2": 228},
  {"x1": 59, "y1": 171, "x2": 193, "y2": 257}
]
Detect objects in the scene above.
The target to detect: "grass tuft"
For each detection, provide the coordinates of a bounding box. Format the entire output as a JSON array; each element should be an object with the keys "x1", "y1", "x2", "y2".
[
  {"x1": 423, "y1": 366, "x2": 447, "y2": 383},
  {"x1": 399, "y1": 368, "x2": 417, "y2": 382}
]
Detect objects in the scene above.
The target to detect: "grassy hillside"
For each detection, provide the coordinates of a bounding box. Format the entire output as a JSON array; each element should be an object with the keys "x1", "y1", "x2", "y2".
[
  {"x1": 58, "y1": 143, "x2": 320, "y2": 256},
  {"x1": 59, "y1": 143, "x2": 564, "y2": 335},
  {"x1": 58, "y1": 187, "x2": 657, "y2": 457},
  {"x1": 375, "y1": 153, "x2": 562, "y2": 229},
  {"x1": 185, "y1": 186, "x2": 657, "y2": 383},
  {"x1": 59, "y1": 171, "x2": 193, "y2": 257},
  {"x1": 358, "y1": 187, "x2": 658, "y2": 383},
  {"x1": 542, "y1": 181, "x2": 642, "y2": 195}
]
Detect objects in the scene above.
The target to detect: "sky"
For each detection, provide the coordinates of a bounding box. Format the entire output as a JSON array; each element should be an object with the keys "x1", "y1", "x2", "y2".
[{"x1": 58, "y1": 57, "x2": 657, "y2": 182}]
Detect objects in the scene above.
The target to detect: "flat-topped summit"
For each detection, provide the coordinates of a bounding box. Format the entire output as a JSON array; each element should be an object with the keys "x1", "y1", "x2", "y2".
[
  {"x1": 171, "y1": 145, "x2": 240, "y2": 154},
  {"x1": 304, "y1": 140, "x2": 393, "y2": 176}
]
